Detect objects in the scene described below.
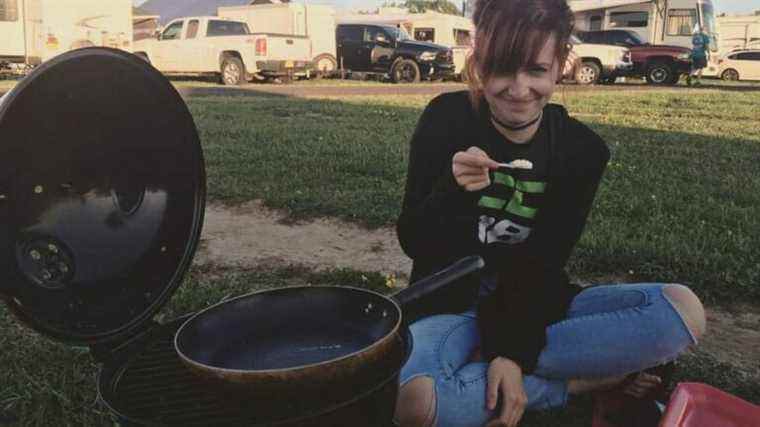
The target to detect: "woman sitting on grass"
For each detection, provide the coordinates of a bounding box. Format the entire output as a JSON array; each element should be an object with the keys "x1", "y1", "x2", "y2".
[{"x1": 394, "y1": 0, "x2": 706, "y2": 426}]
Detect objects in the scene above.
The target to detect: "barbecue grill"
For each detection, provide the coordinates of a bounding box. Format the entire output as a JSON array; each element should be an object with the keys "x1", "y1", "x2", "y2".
[{"x1": 0, "y1": 47, "x2": 408, "y2": 426}]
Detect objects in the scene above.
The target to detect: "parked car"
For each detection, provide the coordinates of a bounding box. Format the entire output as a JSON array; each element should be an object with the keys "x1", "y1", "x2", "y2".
[
  {"x1": 576, "y1": 29, "x2": 692, "y2": 85},
  {"x1": 569, "y1": 34, "x2": 633, "y2": 84},
  {"x1": 718, "y1": 49, "x2": 760, "y2": 81},
  {"x1": 133, "y1": 17, "x2": 312, "y2": 85},
  {"x1": 335, "y1": 23, "x2": 455, "y2": 83}
]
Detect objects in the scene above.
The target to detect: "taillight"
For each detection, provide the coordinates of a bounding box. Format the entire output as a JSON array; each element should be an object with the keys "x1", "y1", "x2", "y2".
[
  {"x1": 255, "y1": 38, "x2": 267, "y2": 56},
  {"x1": 46, "y1": 34, "x2": 59, "y2": 47}
]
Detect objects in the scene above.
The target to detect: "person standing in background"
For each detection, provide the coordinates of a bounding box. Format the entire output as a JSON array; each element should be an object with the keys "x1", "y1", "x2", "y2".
[{"x1": 687, "y1": 25, "x2": 710, "y2": 86}]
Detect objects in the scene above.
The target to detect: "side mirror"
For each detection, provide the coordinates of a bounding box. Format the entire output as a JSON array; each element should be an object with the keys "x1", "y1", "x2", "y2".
[{"x1": 154, "y1": 30, "x2": 161, "y2": 40}]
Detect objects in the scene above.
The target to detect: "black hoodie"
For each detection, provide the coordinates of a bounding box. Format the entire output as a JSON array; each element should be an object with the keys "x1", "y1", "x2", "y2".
[{"x1": 396, "y1": 90, "x2": 610, "y2": 373}]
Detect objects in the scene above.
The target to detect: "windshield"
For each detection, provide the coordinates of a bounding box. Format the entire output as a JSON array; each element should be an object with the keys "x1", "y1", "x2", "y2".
[
  {"x1": 699, "y1": 2, "x2": 718, "y2": 52},
  {"x1": 389, "y1": 27, "x2": 411, "y2": 41}
]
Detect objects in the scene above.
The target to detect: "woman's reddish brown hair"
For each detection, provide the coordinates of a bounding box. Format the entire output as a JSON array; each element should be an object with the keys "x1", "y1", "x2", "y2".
[{"x1": 466, "y1": 0, "x2": 575, "y2": 109}]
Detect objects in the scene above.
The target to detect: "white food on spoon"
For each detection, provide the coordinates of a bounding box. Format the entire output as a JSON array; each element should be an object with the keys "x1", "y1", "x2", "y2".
[{"x1": 497, "y1": 159, "x2": 533, "y2": 170}]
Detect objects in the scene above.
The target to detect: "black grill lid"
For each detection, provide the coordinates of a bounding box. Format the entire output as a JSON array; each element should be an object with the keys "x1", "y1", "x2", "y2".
[{"x1": 0, "y1": 48, "x2": 205, "y2": 344}]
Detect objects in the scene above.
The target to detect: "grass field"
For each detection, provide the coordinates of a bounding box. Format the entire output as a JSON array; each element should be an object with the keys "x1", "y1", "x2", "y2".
[{"x1": 1, "y1": 79, "x2": 759, "y2": 426}]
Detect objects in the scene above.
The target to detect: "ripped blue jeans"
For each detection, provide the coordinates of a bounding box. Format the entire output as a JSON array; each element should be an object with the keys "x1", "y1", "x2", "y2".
[{"x1": 398, "y1": 283, "x2": 697, "y2": 427}]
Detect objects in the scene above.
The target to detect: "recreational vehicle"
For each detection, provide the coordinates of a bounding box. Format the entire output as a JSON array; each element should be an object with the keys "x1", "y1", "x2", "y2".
[
  {"x1": 717, "y1": 12, "x2": 760, "y2": 53},
  {"x1": 570, "y1": 0, "x2": 718, "y2": 75},
  {"x1": 218, "y1": 3, "x2": 337, "y2": 76},
  {"x1": 570, "y1": 0, "x2": 717, "y2": 49},
  {"x1": 0, "y1": 0, "x2": 133, "y2": 70}
]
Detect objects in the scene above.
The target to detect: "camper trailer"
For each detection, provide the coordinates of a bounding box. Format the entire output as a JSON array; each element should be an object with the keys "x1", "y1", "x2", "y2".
[
  {"x1": 570, "y1": 0, "x2": 718, "y2": 75},
  {"x1": 0, "y1": 0, "x2": 133, "y2": 70},
  {"x1": 218, "y1": 3, "x2": 337, "y2": 76},
  {"x1": 570, "y1": 0, "x2": 717, "y2": 49},
  {"x1": 717, "y1": 12, "x2": 760, "y2": 53}
]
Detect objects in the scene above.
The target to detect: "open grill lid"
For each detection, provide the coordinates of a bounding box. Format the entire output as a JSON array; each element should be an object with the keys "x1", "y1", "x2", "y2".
[{"x1": 0, "y1": 48, "x2": 205, "y2": 345}]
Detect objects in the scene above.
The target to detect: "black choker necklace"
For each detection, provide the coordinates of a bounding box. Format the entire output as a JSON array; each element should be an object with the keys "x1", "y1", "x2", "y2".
[{"x1": 491, "y1": 111, "x2": 543, "y2": 131}]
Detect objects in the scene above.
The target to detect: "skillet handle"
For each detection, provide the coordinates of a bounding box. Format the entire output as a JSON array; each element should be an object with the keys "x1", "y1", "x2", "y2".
[{"x1": 392, "y1": 255, "x2": 484, "y2": 310}]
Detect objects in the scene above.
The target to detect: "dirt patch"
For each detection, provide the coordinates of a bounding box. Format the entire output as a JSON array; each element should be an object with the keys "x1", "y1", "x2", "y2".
[
  {"x1": 195, "y1": 201, "x2": 760, "y2": 373},
  {"x1": 195, "y1": 201, "x2": 412, "y2": 282}
]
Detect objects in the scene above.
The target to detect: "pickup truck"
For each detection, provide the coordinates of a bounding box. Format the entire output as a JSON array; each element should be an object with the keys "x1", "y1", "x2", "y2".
[
  {"x1": 576, "y1": 29, "x2": 692, "y2": 85},
  {"x1": 133, "y1": 17, "x2": 313, "y2": 84},
  {"x1": 335, "y1": 23, "x2": 455, "y2": 83},
  {"x1": 569, "y1": 34, "x2": 633, "y2": 84}
]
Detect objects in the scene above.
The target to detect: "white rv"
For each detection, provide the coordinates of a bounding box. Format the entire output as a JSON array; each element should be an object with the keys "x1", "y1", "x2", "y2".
[
  {"x1": 218, "y1": 3, "x2": 337, "y2": 76},
  {"x1": 717, "y1": 12, "x2": 760, "y2": 53},
  {"x1": 570, "y1": 0, "x2": 717, "y2": 50},
  {"x1": 0, "y1": 0, "x2": 133, "y2": 70}
]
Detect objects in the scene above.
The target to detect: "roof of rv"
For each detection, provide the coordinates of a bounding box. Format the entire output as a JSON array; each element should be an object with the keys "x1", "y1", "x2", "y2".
[
  {"x1": 140, "y1": 0, "x2": 254, "y2": 25},
  {"x1": 569, "y1": 0, "x2": 652, "y2": 13}
]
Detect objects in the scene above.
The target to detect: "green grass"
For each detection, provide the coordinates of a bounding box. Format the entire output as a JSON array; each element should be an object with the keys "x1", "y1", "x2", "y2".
[
  {"x1": 2, "y1": 81, "x2": 760, "y2": 425},
  {"x1": 2, "y1": 265, "x2": 758, "y2": 426},
  {"x1": 186, "y1": 87, "x2": 760, "y2": 306}
]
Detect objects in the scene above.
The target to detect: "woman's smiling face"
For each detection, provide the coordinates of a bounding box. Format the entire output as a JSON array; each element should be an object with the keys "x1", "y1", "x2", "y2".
[{"x1": 482, "y1": 34, "x2": 561, "y2": 127}]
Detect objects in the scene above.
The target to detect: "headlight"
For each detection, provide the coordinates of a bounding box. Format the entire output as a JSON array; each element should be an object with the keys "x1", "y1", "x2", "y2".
[
  {"x1": 678, "y1": 53, "x2": 691, "y2": 60},
  {"x1": 419, "y1": 51, "x2": 437, "y2": 61}
]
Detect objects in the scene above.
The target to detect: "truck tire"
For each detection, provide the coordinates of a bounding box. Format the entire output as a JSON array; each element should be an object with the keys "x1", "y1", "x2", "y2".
[
  {"x1": 721, "y1": 68, "x2": 740, "y2": 81},
  {"x1": 645, "y1": 62, "x2": 673, "y2": 85},
  {"x1": 576, "y1": 61, "x2": 601, "y2": 85},
  {"x1": 391, "y1": 59, "x2": 420, "y2": 83},
  {"x1": 313, "y1": 53, "x2": 337, "y2": 79},
  {"x1": 221, "y1": 57, "x2": 245, "y2": 86}
]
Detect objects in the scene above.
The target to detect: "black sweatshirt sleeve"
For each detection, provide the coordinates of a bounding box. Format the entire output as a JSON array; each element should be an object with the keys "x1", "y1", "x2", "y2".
[
  {"x1": 479, "y1": 121, "x2": 610, "y2": 373},
  {"x1": 396, "y1": 95, "x2": 483, "y2": 263}
]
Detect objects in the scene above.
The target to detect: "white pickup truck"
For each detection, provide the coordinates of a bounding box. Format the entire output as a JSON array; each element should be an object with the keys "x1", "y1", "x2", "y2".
[
  {"x1": 133, "y1": 16, "x2": 313, "y2": 84},
  {"x1": 570, "y1": 35, "x2": 633, "y2": 85}
]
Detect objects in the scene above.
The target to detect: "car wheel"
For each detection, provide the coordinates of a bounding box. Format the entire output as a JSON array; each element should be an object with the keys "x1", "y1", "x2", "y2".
[
  {"x1": 575, "y1": 61, "x2": 601, "y2": 85},
  {"x1": 312, "y1": 53, "x2": 337, "y2": 79},
  {"x1": 221, "y1": 57, "x2": 245, "y2": 86},
  {"x1": 391, "y1": 59, "x2": 421, "y2": 83},
  {"x1": 645, "y1": 62, "x2": 673, "y2": 85},
  {"x1": 721, "y1": 68, "x2": 740, "y2": 81}
]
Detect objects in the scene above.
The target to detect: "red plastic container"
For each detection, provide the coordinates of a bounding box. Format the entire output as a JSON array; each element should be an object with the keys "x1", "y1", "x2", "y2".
[{"x1": 660, "y1": 382, "x2": 760, "y2": 427}]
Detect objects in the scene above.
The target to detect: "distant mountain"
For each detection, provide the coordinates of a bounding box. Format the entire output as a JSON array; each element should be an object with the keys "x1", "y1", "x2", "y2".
[{"x1": 140, "y1": 0, "x2": 255, "y2": 24}]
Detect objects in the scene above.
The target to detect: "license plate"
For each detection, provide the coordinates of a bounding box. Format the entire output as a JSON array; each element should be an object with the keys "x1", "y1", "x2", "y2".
[{"x1": 285, "y1": 60, "x2": 294, "y2": 68}]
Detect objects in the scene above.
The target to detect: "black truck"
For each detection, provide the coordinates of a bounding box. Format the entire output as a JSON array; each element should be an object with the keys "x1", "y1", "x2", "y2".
[{"x1": 336, "y1": 23, "x2": 455, "y2": 83}]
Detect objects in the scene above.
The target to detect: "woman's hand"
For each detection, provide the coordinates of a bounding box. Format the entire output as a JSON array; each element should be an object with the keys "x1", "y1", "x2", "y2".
[
  {"x1": 485, "y1": 357, "x2": 527, "y2": 427},
  {"x1": 452, "y1": 147, "x2": 500, "y2": 192}
]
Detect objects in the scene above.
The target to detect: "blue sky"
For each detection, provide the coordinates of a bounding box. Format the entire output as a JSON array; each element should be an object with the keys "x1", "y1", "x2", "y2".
[{"x1": 133, "y1": 0, "x2": 760, "y2": 14}]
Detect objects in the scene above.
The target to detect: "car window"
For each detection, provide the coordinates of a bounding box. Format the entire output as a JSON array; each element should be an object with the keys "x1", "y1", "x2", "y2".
[
  {"x1": 338, "y1": 26, "x2": 363, "y2": 42},
  {"x1": 364, "y1": 27, "x2": 385, "y2": 42},
  {"x1": 161, "y1": 21, "x2": 184, "y2": 40},
  {"x1": 186, "y1": 20, "x2": 199, "y2": 39},
  {"x1": 207, "y1": 20, "x2": 249, "y2": 37},
  {"x1": 736, "y1": 52, "x2": 760, "y2": 60}
]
